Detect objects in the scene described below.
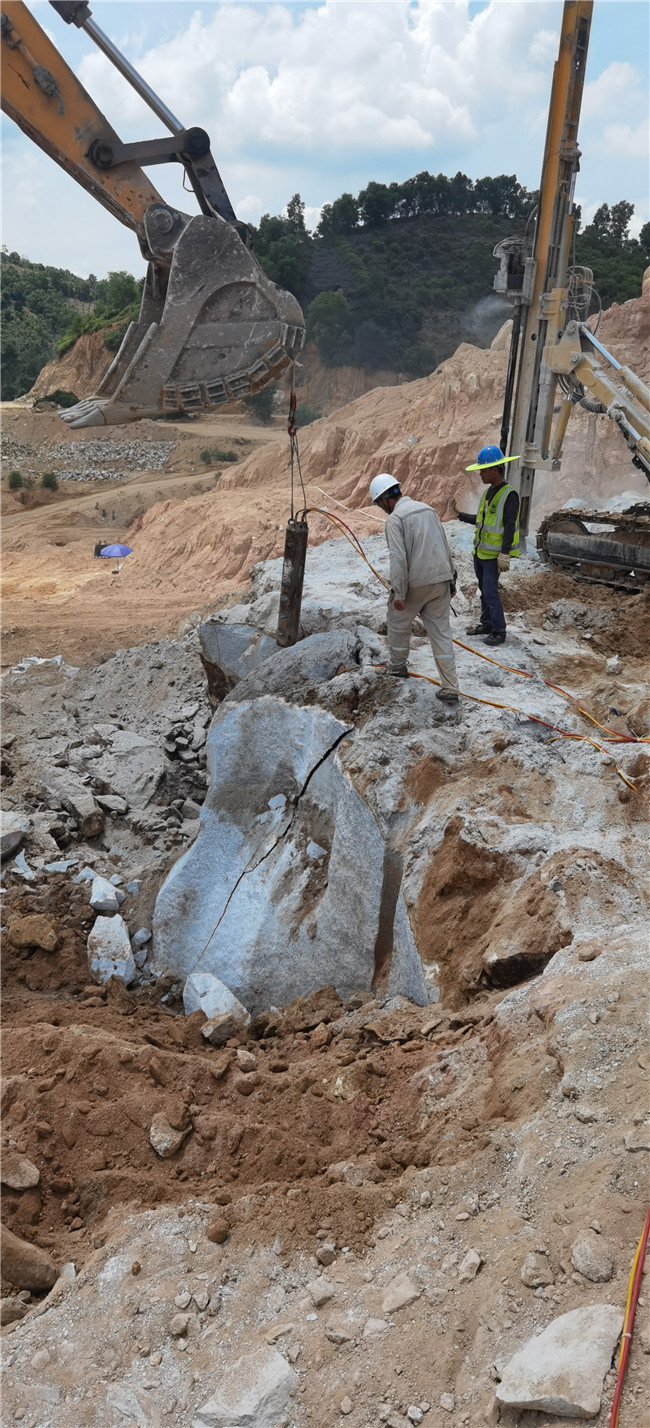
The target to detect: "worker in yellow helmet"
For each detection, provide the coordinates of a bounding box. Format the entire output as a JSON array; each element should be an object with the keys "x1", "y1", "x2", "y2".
[{"x1": 449, "y1": 446, "x2": 520, "y2": 646}]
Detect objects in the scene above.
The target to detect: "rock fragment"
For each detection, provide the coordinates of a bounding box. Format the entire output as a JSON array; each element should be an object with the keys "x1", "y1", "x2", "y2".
[
  {"x1": 0, "y1": 1224, "x2": 57, "y2": 1291},
  {"x1": 185, "y1": 971, "x2": 250, "y2": 1026},
  {"x1": 382, "y1": 1272, "x2": 421, "y2": 1314},
  {"x1": 624, "y1": 1127, "x2": 650, "y2": 1152},
  {"x1": 458, "y1": 1248, "x2": 482, "y2": 1282},
  {"x1": 6, "y1": 914, "x2": 59, "y2": 952},
  {"x1": 1, "y1": 1151, "x2": 40, "y2": 1190},
  {"x1": 202, "y1": 1011, "x2": 247, "y2": 1046},
  {"x1": 440, "y1": 1394, "x2": 455, "y2": 1413},
  {"x1": 308, "y1": 1277, "x2": 335, "y2": 1307},
  {"x1": 89, "y1": 874, "x2": 124, "y2": 914},
  {"x1": 206, "y1": 1215, "x2": 229, "y2": 1245},
  {"x1": 192, "y1": 1345, "x2": 297, "y2": 1427},
  {"x1": 88, "y1": 915, "x2": 136, "y2": 984},
  {"x1": 1, "y1": 810, "x2": 32, "y2": 857},
  {"x1": 570, "y1": 1232, "x2": 614, "y2": 1283},
  {"x1": 521, "y1": 1251, "x2": 554, "y2": 1289},
  {"x1": 149, "y1": 1113, "x2": 186, "y2": 1159},
  {"x1": 496, "y1": 1304, "x2": 624, "y2": 1417}
]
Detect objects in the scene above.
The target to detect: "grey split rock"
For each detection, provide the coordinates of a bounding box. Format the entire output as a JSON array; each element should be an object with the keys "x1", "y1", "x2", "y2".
[
  {"x1": 132, "y1": 928, "x2": 152, "y2": 949},
  {"x1": 41, "y1": 770, "x2": 104, "y2": 837},
  {"x1": 153, "y1": 694, "x2": 428, "y2": 1013},
  {"x1": 203, "y1": 1011, "x2": 249, "y2": 1047},
  {"x1": 0, "y1": 810, "x2": 31, "y2": 858},
  {"x1": 624, "y1": 1127, "x2": 650, "y2": 1152},
  {"x1": 95, "y1": 794, "x2": 128, "y2": 814},
  {"x1": 88, "y1": 915, "x2": 136, "y2": 985},
  {"x1": 496, "y1": 1304, "x2": 624, "y2": 1418},
  {"x1": 184, "y1": 971, "x2": 251, "y2": 1025},
  {"x1": 89, "y1": 874, "x2": 124, "y2": 914},
  {"x1": 192, "y1": 1344, "x2": 298, "y2": 1427},
  {"x1": 440, "y1": 1394, "x2": 455, "y2": 1413},
  {"x1": 570, "y1": 1232, "x2": 614, "y2": 1283},
  {"x1": 363, "y1": 1317, "x2": 389, "y2": 1336}
]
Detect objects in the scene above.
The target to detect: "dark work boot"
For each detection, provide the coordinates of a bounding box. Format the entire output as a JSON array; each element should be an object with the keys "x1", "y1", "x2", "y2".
[
  {"x1": 436, "y1": 688, "x2": 459, "y2": 703},
  {"x1": 387, "y1": 665, "x2": 409, "y2": 677},
  {"x1": 466, "y1": 623, "x2": 491, "y2": 636},
  {"x1": 483, "y1": 632, "x2": 506, "y2": 646}
]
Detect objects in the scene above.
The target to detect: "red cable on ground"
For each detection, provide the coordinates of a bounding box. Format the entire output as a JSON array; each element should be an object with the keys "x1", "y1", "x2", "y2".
[{"x1": 610, "y1": 1207, "x2": 650, "y2": 1428}]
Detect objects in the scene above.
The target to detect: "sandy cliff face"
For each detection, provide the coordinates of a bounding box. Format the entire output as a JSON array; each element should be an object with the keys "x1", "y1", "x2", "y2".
[{"x1": 122, "y1": 277, "x2": 649, "y2": 610}]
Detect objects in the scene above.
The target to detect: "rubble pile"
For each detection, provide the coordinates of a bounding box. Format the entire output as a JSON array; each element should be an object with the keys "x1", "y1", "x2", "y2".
[
  {"x1": 1, "y1": 525, "x2": 648, "y2": 1426},
  {"x1": 1, "y1": 433, "x2": 176, "y2": 484}
]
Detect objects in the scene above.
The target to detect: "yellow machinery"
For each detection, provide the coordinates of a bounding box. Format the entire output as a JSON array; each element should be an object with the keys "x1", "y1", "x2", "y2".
[
  {"x1": 0, "y1": 1, "x2": 305, "y2": 427},
  {"x1": 494, "y1": 0, "x2": 650, "y2": 588}
]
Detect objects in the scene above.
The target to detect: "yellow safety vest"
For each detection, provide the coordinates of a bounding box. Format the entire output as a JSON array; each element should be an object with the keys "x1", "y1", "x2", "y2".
[{"x1": 473, "y1": 482, "x2": 520, "y2": 560}]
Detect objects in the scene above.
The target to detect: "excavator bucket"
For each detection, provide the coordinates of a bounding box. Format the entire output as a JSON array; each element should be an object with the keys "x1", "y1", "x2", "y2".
[{"x1": 61, "y1": 210, "x2": 305, "y2": 428}]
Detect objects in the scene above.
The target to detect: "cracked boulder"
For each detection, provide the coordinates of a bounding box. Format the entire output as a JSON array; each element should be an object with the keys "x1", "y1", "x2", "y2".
[
  {"x1": 152, "y1": 695, "x2": 428, "y2": 1013},
  {"x1": 198, "y1": 621, "x2": 278, "y2": 705}
]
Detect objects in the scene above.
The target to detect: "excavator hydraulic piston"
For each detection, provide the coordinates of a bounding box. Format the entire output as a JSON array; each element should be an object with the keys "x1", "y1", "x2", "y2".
[{"x1": 276, "y1": 520, "x2": 309, "y2": 648}]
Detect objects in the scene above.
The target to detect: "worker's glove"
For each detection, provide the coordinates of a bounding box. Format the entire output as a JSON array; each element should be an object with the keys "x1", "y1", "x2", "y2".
[{"x1": 497, "y1": 554, "x2": 511, "y2": 574}]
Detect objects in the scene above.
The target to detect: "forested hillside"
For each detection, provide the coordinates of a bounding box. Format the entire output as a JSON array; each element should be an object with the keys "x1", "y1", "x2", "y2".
[
  {"x1": 0, "y1": 256, "x2": 141, "y2": 400},
  {"x1": 2, "y1": 169, "x2": 648, "y2": 399}
]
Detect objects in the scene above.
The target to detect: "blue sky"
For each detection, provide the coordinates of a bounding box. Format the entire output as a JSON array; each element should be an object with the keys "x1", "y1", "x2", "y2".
[{"x1": 2, "y1": 1, "x2": 648, "y2": 276}]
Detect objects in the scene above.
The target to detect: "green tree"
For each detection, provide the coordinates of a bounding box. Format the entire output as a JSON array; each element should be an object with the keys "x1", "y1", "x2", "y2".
[{"x1": 307, "y1": 289, "x2": 354, "y2": 364}]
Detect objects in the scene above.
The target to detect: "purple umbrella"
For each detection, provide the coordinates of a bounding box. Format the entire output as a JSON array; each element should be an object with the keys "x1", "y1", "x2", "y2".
[{"x1": 99, "y1": 544, "x2": 133, "y2": 557}]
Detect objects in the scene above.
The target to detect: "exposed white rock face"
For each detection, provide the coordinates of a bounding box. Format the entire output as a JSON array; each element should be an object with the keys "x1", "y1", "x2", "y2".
[
  {"x1": 88, "y1": 915, "x2": 136, "y2": 985},
  {"x1": 496, "y1": 1304, "x2": 623, "y2": 1417},
  {"x1": 198, "y1": 621, "x2": 278, "y2": 703},
  {"x1": 192, "y1": 1345, "x2": 297, "y2": 1427},
  {"x1": 89, "y1": 874, "x2": 123, "y2": 914},
  {"x1": 153, "y1": 695, "x2": 428, "y2": 1013},
  {"x1": 183, "y1": 972, "x2": 250, "y2": 1024}
]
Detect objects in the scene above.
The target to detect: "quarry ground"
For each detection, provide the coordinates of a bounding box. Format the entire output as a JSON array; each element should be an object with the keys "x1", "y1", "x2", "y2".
[
  {"x1": 1, "y1": 520, "x2": 649, "y2": 1428},
  {"x1": 1, "y1": 290, "x2": 649, "y2": 1426}
]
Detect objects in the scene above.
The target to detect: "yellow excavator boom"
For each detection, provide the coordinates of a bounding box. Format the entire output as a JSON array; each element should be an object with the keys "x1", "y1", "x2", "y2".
[{"x1": 1, "y1": 1, "x2": 305, "y2": 427}]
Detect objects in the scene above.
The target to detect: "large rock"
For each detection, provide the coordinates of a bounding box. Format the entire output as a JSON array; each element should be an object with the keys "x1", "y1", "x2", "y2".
[
  {"x1": 198, "y1": 621, "x2": 277, "y2": 704},
  {"x1": 224, "y1": 630, "x2": 360, "y2": 706},
  {"x1": 222, "y1": 535, "x2": 391, "y2": 637},
  {"x1": 0, "y1": 1224, "x2": 57, "y2": 1291},
  {"x1": 496, "y1": 1304, "x2": 624, "y2": 1417},
  {"x1": 89, "y1": 874, "x2": 123, "y2": 914},
  {"x1": 0, "y1": 810, "x2": 32, "y2": 858},
  {"x1": 1, "y1": 1152, "x2": 40, "y2": 1190},
  {"x1": 153, "y1": 696, "x2": 428, "y2": 1014},
  {"x1": 41, "y1": 770, "x2": 104, "y2": 838},
  {"x1": 193, "y1": 1345, "x2": 297, "y2": 1427},
  {"x1": 88, "y1": 915, "x2": 136, "y2": 985}
]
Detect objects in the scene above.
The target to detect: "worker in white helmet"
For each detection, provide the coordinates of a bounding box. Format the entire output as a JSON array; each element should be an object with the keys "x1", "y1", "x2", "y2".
[{"x1": 369, "y1": 474, "x2": 459, "y2": 703}]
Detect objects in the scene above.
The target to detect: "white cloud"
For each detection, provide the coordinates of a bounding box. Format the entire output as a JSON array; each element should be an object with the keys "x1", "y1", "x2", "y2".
[
  {"x1": 582, "y1": 61, "x2": 640, "y2": 119},
  {"x1": 602, "y1": 121, "x2": 649, "y2": 161},
  {"x1": 75, "y1": 0, "x2": 562, "y2": 158}
]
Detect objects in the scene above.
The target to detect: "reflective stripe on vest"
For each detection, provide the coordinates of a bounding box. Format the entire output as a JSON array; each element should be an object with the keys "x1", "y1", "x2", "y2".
[{"x1": 473, "y1": 482, "x2": 520, "y2": 560}]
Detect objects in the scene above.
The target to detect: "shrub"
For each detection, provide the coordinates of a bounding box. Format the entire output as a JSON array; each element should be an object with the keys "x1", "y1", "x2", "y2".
[
  {"x1": 242, "y1": 387, "x2": 275, "y2": 423},
  {"x1": 8, "y1": 470, "x2": 23, "y2": 489},
  {"x1": 41, "y1": 471, "x2": 58, "y2": 490},
  {"x1": 200, "y1": 447, "x2": 238, "y2": 465},
  {"x1": 39, "y1": 389, "x2": 79, "y2": 408},
  {"x1": 295, "y1": 403, "x2": 321, "y2": 426}
]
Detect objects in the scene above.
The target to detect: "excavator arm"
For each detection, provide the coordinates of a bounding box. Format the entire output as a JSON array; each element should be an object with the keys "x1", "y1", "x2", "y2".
[{"x1": 1, "y1": 1, "x2": 305, "y2": 426}]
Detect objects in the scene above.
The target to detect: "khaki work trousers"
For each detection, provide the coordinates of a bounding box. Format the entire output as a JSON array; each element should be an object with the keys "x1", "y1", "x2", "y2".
[{"x1": 387, "y1": 582, "x2": 459, "y2": 693}]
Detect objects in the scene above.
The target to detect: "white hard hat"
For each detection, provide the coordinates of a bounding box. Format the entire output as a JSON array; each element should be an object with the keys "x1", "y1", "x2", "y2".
[{"x1": 369, "y1": 473, "x2": 400, "y2": 503}]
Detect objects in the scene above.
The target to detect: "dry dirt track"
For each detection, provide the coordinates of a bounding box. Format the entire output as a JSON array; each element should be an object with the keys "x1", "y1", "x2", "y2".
[{"x1": 1, "y1": 409, "x2": 286, "y2": 668}]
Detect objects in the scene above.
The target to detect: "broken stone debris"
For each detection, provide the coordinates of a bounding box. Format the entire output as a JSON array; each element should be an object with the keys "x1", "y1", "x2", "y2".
[
  {"x1": 192, "y1": 1344, "x2": 297, "y2": 1427},
  {"x1": 149, "y1": 1112, "x2": 187, "y2": 1159},
  {"x1": 41, "y1": 770, "x2": 104, "y2": 838},
  {"x1": 0, "y1": 1151, "x2": 40, "y2": 1190},
  {"x1": 496, "y1": 1304, "x2": 624, "y2": 1417},
  {"x1": 87, "y1": 914, "x2": 136, "y2": 985}
]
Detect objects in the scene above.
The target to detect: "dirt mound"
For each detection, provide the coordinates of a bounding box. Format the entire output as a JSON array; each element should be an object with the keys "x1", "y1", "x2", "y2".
[{"x1": 26, "y1": 332, "x2": 113, "y2": 403}]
